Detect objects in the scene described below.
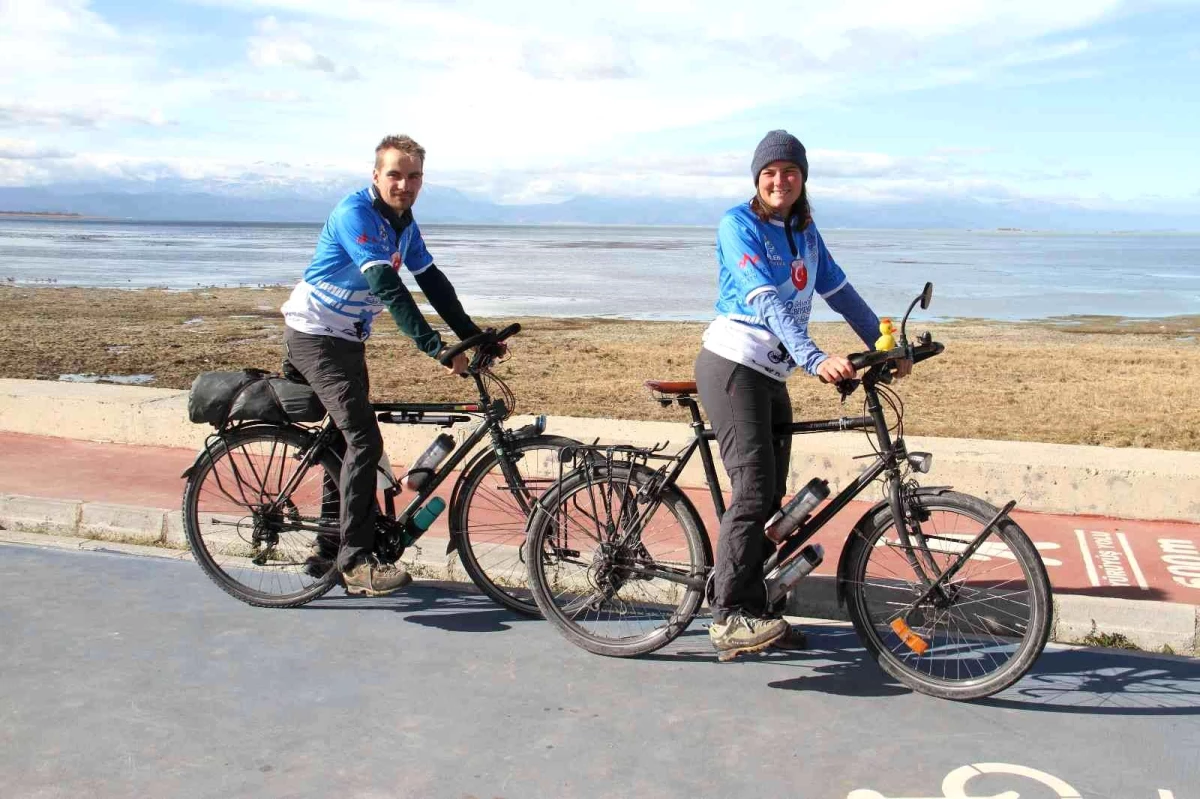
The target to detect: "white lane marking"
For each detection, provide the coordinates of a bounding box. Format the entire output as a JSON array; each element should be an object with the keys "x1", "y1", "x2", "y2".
[
  {"x1": 1076, "y1": 528, "x2": 1101, "y2": 587},
  {"x1": 1158, "y1": 791, "x2": 1175, "y2": 799},
  {"x1": 1116, "y1": 531, "x2": 1150, "y2": 590}
]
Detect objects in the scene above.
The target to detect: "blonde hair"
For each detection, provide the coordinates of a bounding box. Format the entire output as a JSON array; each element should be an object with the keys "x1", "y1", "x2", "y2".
[{"x1": 374, "y1": 135, "x2": 426, "y2": 169}]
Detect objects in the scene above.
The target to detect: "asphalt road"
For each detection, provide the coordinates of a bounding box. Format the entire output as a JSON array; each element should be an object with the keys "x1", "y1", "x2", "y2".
[{"x1": 1, "y1": 542, "x2": 1197, "y2": 799}]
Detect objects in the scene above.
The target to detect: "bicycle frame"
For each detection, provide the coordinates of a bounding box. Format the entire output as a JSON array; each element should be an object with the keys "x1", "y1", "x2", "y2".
[
  {"x1": 584, "y1": 366, "x2": 1012, "y2": 604},
  {"x1": 209, "y1": 368, "x2": 531, "y2": 539}
]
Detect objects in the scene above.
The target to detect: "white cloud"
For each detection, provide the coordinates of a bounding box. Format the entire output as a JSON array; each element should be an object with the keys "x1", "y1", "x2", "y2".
[
  {"x1": 0, "y1": 0, "x2": 1180, "y2": 209},
  {"x1": 0, "y1": 138, "x2": 73, "y2": 159},
  {"x1": 247, "y1": 16, "x2": 361, "y2": 81},
  {"x1": 522, "y1": 36, "x2": 638, "y2": 80}
]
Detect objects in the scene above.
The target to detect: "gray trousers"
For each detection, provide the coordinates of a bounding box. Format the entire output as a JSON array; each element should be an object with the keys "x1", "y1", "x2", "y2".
[
  {"x1": 694, "y1": 348, "x2": 792, "y2": 623},
  {"x1": 283, "y1": 328, "x2": 382, "y2": 572}
]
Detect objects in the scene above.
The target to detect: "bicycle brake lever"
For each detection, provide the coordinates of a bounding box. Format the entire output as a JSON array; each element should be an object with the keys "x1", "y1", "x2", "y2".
[{"x1": 837, "y1": 379, "x2": 861, "y2": 402}]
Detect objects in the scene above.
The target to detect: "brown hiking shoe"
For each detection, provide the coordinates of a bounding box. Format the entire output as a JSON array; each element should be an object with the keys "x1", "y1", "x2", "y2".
[
  {"x1": 770, "y1": 624, "x2": 808, "y2": 651},
  {"x1": 709, "y1": 611, "x2": 788, "y2": 662},
  {"x1": 342, "y1": 559, "x2": 412, "y2": 597}
]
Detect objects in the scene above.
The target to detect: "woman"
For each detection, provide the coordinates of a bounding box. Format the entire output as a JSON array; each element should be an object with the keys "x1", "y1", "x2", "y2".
[{"x1": 694, "y1": 129, "x2": 906, "y2": 661}]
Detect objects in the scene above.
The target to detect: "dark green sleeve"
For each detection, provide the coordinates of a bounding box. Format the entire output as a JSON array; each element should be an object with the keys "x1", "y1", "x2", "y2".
[
  {"x1": 363, "y1": 264, "x2": 443, "y2": 357},
  {"x1": 414, "y1": 265, "x2": 482, "y2": 342}
]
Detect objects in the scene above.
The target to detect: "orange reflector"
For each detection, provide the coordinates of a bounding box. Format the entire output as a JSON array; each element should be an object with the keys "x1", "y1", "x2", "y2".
[{"x1": 890, "y1": 618, "x2": 930, "y2": 655}]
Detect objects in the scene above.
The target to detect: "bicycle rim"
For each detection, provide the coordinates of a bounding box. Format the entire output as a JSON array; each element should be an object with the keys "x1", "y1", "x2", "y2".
[
  {"x1": 847, "y1": 491, "x2": 1051, "y2": 700},
  {"x1": 183, "y1": 428, "x2": 338, "y2": 607},
  {"x1": 529, "y1": 465, "x2": 706, "y2": 657},
  {"x1": 453, "y1": 435, "x2": 577, "y2": 617}
]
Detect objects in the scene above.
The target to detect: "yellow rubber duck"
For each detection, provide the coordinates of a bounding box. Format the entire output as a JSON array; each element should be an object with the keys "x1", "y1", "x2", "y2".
[{"x1": 875, "y1": 317, "x2": 896, "y2": 351}]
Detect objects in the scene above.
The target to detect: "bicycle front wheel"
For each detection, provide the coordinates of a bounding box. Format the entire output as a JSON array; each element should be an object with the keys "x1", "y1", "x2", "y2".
[
  {"x1": 843, "y1": 490, "x2": 1052, "y2": 700},
  {"x1": 182, "y1": 426, "x2": 340, "y2": 608},
  {"x1": 526, "y1": 464, "x2": 709, "y2": 657},
  {"x1": 451, "y1": 434, "x2": 578, "y2": 617}
]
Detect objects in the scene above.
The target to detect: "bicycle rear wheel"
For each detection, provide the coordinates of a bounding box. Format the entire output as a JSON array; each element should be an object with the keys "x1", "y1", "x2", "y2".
[
  {"x1": 843, "y1": 490, "x2": 1051, "y2": 700},
  {"x1": 451, "y1": 434, "x2": 578, "y2": 617},
  {"x1": 182, "y1": 426, "x2": 340, "y2": 608},
  {"x1": 526, "y1": 463, "x2": 709, "y2": 657}
]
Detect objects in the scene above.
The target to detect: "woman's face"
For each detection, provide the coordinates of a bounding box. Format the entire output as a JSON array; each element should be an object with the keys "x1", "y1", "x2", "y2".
[{"x1": 756, "y1": 160, "x2": 804, "y2": 215}]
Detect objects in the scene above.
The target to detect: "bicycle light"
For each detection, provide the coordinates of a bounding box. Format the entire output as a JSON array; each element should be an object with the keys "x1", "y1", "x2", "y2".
[{"x1": 907, "y1": 451, "x2": 933, "y2": 474}]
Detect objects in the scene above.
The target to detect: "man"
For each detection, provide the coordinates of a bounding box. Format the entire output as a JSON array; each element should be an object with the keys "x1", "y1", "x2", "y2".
[{"x1": 281, "y1": 134, "x2": 484, "y2": 597}]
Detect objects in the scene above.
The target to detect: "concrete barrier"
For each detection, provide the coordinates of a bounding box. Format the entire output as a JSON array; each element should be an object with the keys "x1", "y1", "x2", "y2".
[{"x1": 3, "y1": 378, "x2": 1199, "y2": 522}]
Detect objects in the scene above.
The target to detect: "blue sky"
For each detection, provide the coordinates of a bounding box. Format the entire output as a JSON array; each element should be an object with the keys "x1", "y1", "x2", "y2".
[{"x1": 2, "y1": 0, "x2": 1198, "y2": 216}]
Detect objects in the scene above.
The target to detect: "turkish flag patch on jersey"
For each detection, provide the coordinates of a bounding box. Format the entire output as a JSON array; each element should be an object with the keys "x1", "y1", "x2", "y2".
[
  {"x1": 391, "y1": 252, "x2": 403, "y2": 271},
  {"x1": 790, "y1": 258, "x2": 808, "y2": 290}
]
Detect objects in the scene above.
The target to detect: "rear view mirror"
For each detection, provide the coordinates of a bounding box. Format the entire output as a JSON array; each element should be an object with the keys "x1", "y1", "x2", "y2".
[{"x1": 920, "y1": 282, "x2": 933, "y2": 310}]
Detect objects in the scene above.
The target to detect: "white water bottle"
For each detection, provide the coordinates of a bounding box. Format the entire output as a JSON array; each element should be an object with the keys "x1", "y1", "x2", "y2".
[
  {"x1": 403, "y1": 433, "x2": 456, "y2": 491},
  {"x1": 764, "y1": 478, "x2": 830, "y2": 544},
  {"x1": 765, "y1": 544, "x2": 824, "y2": 605}
]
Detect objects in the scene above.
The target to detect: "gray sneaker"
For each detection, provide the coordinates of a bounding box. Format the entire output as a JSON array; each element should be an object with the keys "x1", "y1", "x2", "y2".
[
  {"x1": 709, "y1": 611, "x2": 789, "y2": 662},
  {"x1": 342, "y1": 559, "x2": 412, "y2": 597}
]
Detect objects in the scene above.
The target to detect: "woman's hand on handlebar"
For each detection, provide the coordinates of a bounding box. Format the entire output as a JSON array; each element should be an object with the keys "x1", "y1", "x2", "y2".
[
  {"x1": 816, "y1": 355, "x2": 856, "y2": 383},
  {"x1": 893, "y1": 357, "x2": 913, "y2": 379}
]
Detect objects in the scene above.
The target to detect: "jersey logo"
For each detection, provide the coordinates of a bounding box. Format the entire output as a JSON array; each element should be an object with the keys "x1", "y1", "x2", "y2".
[
  {"x1": 791, "y1": 258, "x2": 808, "y2": 290},
  {"x1": 390, "y1": 252, "x2": 403, "y2": 271},
  {"x1": 356, "y1": 232, "x2": 374, "y2": 245},
  {"x1": 738, "y1": 253, "x2": 759, "y2": 269}
]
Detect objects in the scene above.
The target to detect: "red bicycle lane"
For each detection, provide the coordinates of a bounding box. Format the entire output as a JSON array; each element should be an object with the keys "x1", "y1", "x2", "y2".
[
  {"x1": 673, "y1": 484, "x2": 1200, "y2": 606},
  {"x1": 3, "y1": 431, "x2": 1199, "y2": 605}
]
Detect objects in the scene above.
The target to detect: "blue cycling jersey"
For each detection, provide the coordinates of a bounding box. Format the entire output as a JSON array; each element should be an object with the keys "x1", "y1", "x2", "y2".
[
  {"x1": 282, "y1": 186, "x2": 434, "y2": 341},
  {"x1": 703, "y1": 202, "x2": 849, "y2": 380}
]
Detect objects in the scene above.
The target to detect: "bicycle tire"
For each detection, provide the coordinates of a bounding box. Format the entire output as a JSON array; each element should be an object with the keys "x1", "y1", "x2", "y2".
[
  {"x1": 182, "y1": 426, "x2": 340, "y2": 608},
  {"x1": 526, "y1": 463, "x2": 709, "y2": 657},
  {"x1": 842, "y1": 490, "x2": 1052, "y2": 700},
  {"x1": 450, "y1": 434, "x2": 578, "y2": 617}
]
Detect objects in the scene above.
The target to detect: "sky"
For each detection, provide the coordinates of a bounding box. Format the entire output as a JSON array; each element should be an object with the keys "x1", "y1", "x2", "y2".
[{"x1": 1, "y1": 0, "x2": 1199, "y2": 216}]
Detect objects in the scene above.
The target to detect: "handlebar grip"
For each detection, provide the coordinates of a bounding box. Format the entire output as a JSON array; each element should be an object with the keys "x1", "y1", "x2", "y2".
[
  {"x1": 438, "y1": 330, "x2": 491, "y2": 366},
  {"x1": 494, "y1": 322, "x2": 521, "y2": 342},
  {"x1": 436, "y1": 324, "x2": 523, "y2": 367}
]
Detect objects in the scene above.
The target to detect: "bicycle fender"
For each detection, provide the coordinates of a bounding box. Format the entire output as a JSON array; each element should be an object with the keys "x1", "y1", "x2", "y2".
[{"x1": 834, "y1": 486, "x2": 955, "y2": 607}]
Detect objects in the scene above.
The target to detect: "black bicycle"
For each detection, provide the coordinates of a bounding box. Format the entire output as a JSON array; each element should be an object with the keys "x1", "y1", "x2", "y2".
[
  {"x1": 181, "y1": 324, "x2": 576, "y2": 616},
  {"x1": 524, "y1": 285, "x2": 1053, "y2": 700}
]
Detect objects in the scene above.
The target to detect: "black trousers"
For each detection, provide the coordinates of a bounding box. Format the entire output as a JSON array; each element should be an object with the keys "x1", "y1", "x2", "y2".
[
  {"x1": 283, "y1": 328, "x2": 382, "y2": 572},
  {"x1": 694, "y1": 347, "x2": 792, "y2": 623}
]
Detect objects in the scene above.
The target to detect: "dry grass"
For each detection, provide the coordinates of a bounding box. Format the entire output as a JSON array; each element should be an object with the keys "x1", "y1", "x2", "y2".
[{"x1": 2, "y1": 286, "x2": 1197, "y2": 451}]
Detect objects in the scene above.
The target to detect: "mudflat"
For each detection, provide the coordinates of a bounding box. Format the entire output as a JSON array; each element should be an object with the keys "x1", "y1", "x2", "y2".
[{"x1": 2, "y1": 286, "x2": 1197, "y2": 450}]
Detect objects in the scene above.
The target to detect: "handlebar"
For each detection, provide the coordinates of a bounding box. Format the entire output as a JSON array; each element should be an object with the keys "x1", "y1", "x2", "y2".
[
  {"x1": 847, "y1": 336, "x2": 943, "y2": 373},
  {"x1": 437, "y1": 323, "x2": 521, "y2": 368}
]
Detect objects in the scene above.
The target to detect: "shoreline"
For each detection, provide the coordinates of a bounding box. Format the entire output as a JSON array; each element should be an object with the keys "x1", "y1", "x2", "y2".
[
  {"x1": 1, "y1": 285, "x2": 1197, "y2": 451},
  {"x1": 0, "y1": 281, "x2": 1197, "y2": 332}
]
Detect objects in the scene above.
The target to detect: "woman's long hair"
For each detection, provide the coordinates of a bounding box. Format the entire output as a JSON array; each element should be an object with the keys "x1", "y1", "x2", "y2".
[{"x1": 749, "y1": 185, "x2": 811, "y2": 231}]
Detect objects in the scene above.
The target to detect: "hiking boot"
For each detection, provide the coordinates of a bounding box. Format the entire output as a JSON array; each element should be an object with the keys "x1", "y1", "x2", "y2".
[
  {"x1": 770, "y1": 624, "x2": 808, "y2": 651},
  {"x1": 342, "y1": 558, "x2": 412, "y2": 597},
  {"x1": 302, "y1": 537, "x2": 339, "y2": 579},
  {"x1": 709, "y1": 611, "x2": 788, "y2": 662}
]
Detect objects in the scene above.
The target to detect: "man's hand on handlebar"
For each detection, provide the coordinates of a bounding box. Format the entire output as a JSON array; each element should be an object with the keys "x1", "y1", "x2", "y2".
[
  {"x1": 816, "y1": 355, "x2": 856, "y2": 383},
  {"x1": 443, "y1": 351, "x2": 469, "y2": 376},
  {"x1": 893, "y1": 358, "x2": 913, "y2": 379}
]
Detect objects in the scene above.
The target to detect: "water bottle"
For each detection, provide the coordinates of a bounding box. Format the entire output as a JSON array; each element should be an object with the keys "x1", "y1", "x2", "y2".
[
  {"x1": 764, "y1": 478, "x2": 829, "y2": 544},
  {"x1": 402, "y1": 433, "x2": 456, "y2": 491},
  {"x1": 765, "y1": 544, "x2": 824, "y2": 605},
  {"x1": 402, "y1": 497, "x2": 446, "y2": 547}
]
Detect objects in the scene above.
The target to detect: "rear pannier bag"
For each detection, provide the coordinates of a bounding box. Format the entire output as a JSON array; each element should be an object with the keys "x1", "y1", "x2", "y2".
[{"x1": 188, "y1": 369, "x2": 326, "y2": 427}]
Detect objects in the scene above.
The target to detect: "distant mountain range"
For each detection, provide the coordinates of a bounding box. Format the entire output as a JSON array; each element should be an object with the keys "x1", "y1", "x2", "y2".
[{"x1": 1, "y1": 182, "x2": 1196, "y2": 231}]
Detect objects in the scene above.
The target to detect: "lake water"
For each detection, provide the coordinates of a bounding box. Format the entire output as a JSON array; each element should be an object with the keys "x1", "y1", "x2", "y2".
[{"x1": 2, "y1": 218, "x2": 1198, "y2": 321}]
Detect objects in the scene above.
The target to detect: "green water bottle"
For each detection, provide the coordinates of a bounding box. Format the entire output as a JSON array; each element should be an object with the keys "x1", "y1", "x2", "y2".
[{"x1": 403, "y1": 496, "x2": 446, "y2": 547}]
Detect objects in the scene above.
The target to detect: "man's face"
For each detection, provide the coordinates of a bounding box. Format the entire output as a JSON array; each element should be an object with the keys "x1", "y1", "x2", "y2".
[{"x1": 372, "y1": 148, "x2": 423, "y2": 213}]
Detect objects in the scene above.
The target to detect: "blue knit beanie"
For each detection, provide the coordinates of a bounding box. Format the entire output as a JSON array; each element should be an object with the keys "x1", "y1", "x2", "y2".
[{"x1": 751, "y1": 130, "x2": 808, "y2": 184}]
